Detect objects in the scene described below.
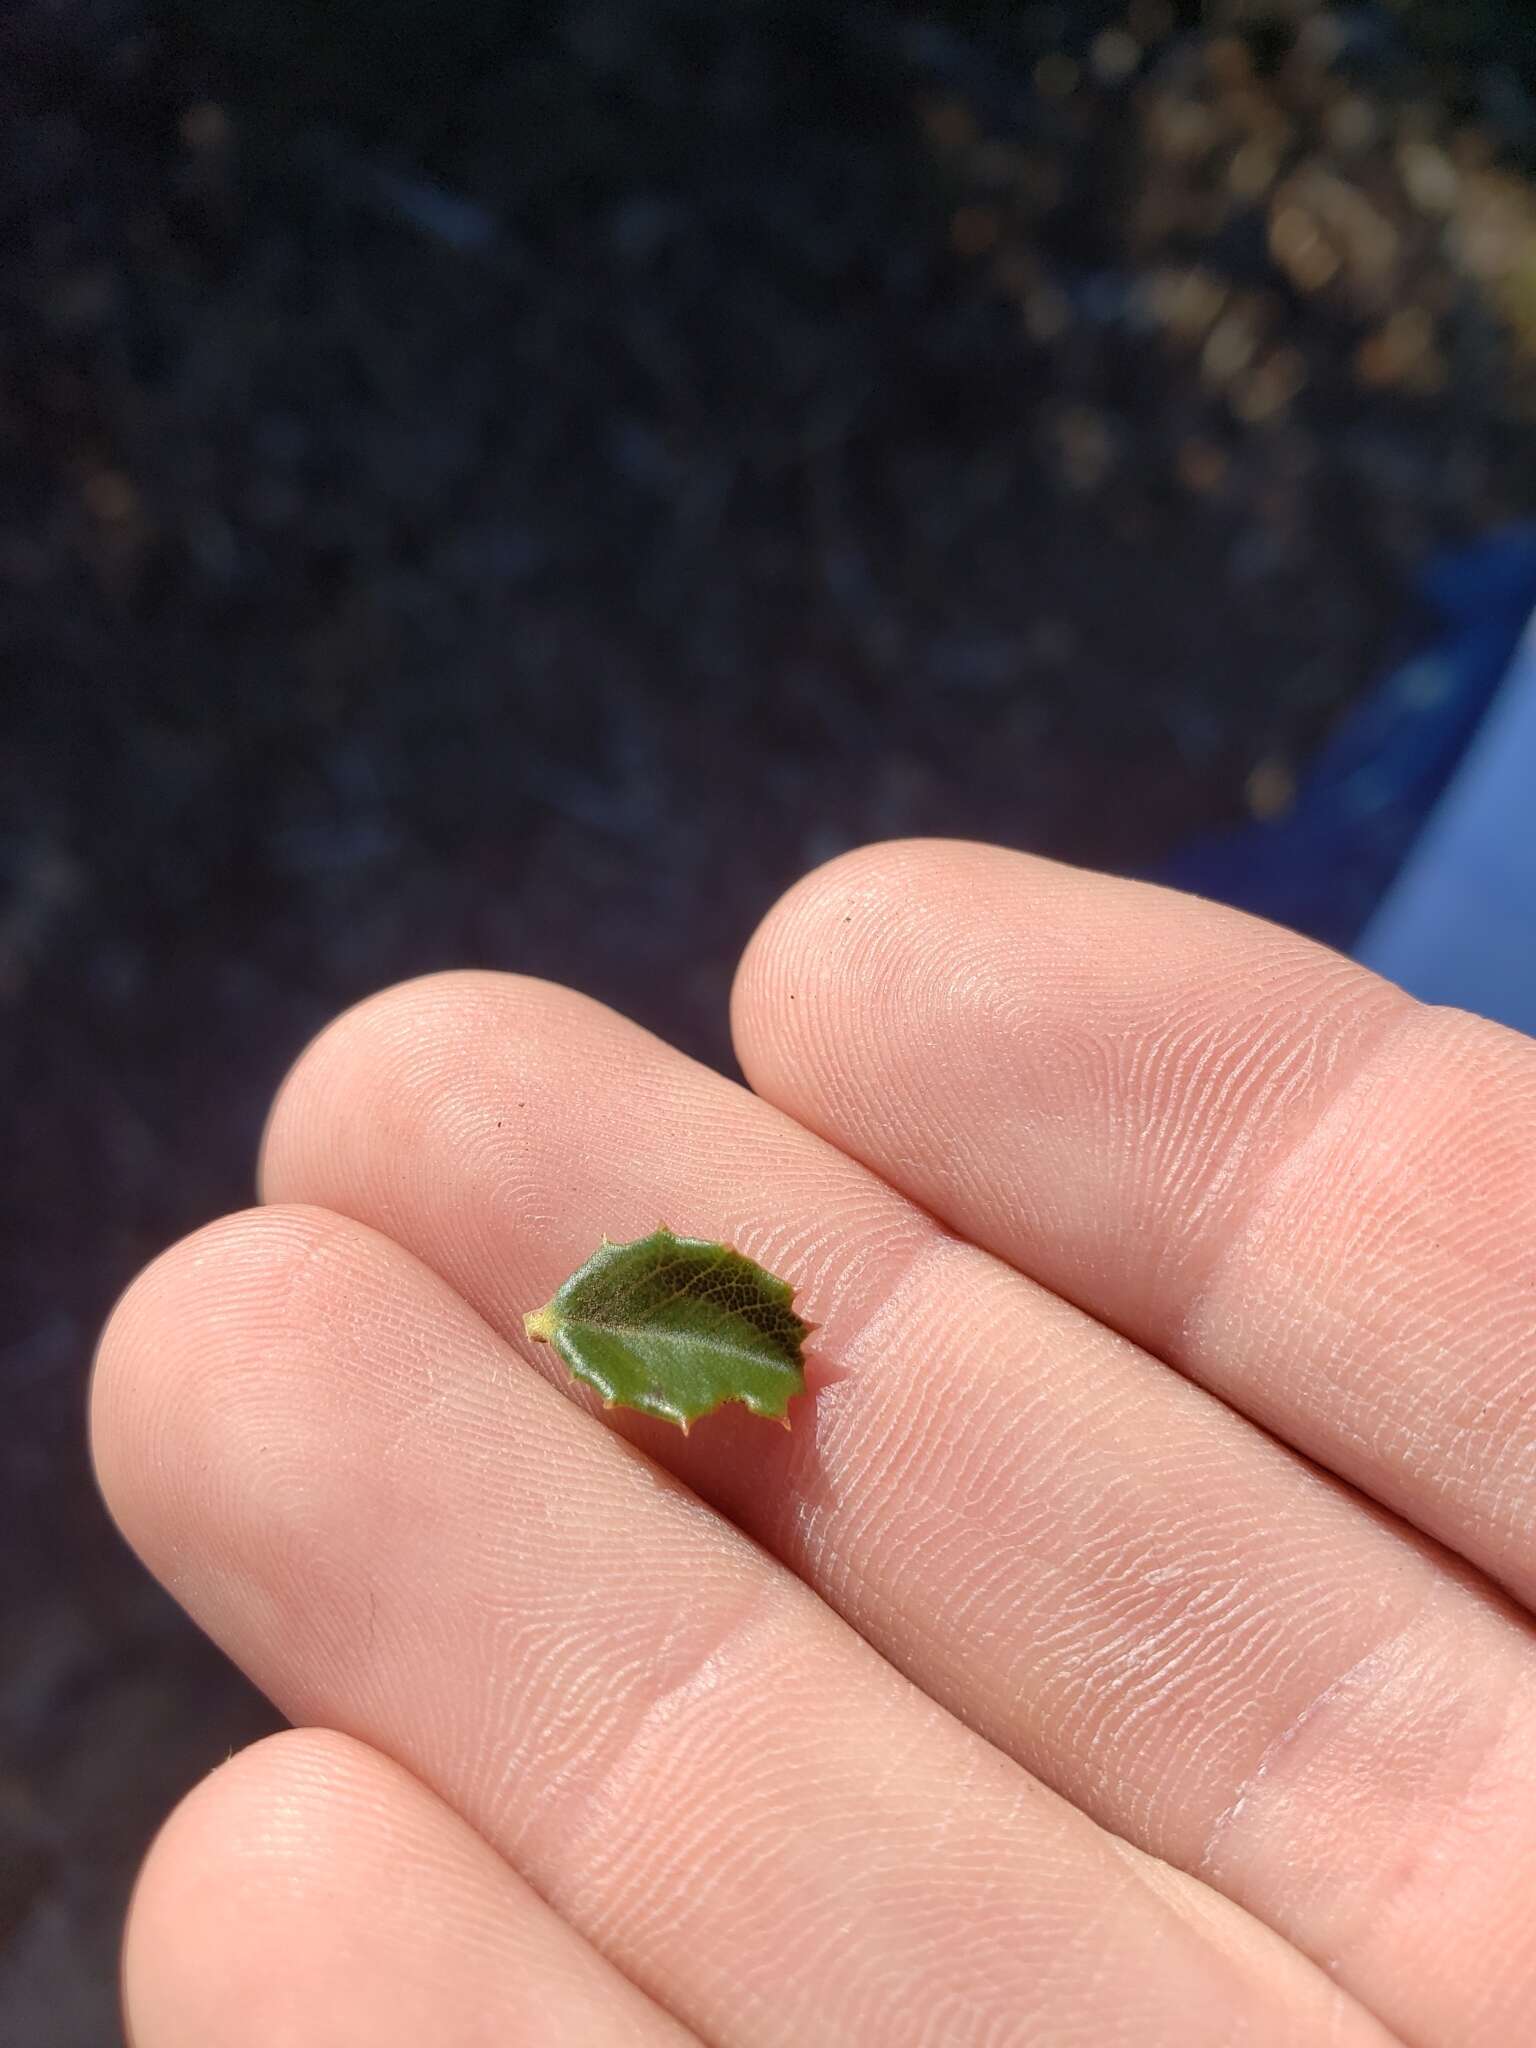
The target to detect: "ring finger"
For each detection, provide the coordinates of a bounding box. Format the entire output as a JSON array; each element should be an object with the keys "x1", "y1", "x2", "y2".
[{"x1": 93, "y1": 1204, "x2": 1366, "y2": 2047}]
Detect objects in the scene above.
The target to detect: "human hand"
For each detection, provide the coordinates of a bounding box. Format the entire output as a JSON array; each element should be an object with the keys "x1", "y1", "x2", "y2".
[{"x1": 93, "y1": 841, "x2": 1536, "y2": 2047}]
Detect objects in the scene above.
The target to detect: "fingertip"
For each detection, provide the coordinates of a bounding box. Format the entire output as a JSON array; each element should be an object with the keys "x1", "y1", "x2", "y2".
[
  {"x1": 123, "y1": 1727, "x2": 687, "y2": 2048},
  {"x1": 87, "y1": 1203, "x2": 392, "y2": 1664},
  {"x1": 258, "y1": 970, "x2": 507, "y2": 1204},
  {"x1": 730, "y1": 837, "x2": 1091, "y2": 1094},
  {"x1": 123, "y1": 1727, "x2": 368, "y2": 2048},
  {"x1": 90, "y1": 1206, "x2": 335, "y2": 1539}
]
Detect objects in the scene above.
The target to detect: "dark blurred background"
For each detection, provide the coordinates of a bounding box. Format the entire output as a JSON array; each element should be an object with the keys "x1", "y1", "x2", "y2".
[{"x1": 5, "y1": 1, "x2": 1536, "y2": 2038}]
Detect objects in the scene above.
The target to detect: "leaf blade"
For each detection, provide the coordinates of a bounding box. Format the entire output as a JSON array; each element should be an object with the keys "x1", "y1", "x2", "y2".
[{"x1": 523, "y1": 1228, "x2": 809, "y2": 1430}]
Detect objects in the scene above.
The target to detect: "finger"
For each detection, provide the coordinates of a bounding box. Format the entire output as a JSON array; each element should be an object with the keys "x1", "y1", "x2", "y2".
[
  {"x1": 125, "y1": 1727, "x2": 691, "y2": 2048},
  {"x1": 255, "y1": 972, "x2": 1536, "y2": 2048},
  {"x1": 93, "y1": 1205, "x2": 1385, "y2": 2048},
  {"x1": 732, "y1": 838, "x2": 1536, "y2": 1608}
]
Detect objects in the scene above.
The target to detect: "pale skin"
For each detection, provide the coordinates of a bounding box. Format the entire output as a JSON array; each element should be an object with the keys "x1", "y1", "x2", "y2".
[{"x1": 91, "y1": 839, "x2": 1536, "y2": 2047}]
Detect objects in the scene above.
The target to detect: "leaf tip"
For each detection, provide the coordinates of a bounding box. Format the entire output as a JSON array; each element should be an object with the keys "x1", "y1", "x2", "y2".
[{"x1": 523, "y1": 1304, "x2": 557, "y2": 1344}]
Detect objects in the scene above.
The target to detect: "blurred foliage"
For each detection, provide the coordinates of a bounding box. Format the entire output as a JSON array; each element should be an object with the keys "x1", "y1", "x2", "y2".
[
  {"x1": 154, "y1": 1, "x2": 1536, "y2": 178},
  {"x1": 1390, "y1": 1, "x2": 1536, "y2": 82},
  {"x1": 151, "y1": 0, "x2": 913, "y2": 175},
  {"x1": 159, "y1": 0, "x2": 1536, "y2": 66}
]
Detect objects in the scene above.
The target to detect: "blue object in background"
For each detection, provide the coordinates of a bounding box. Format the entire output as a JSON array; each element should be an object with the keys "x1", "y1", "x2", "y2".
[
  {"x1": 1160, "y1": 528, "x2": 1536, "y2": 1034},
  {"x1": 1358, "y1": 613, "x2": 1536, "y2": 1037}
]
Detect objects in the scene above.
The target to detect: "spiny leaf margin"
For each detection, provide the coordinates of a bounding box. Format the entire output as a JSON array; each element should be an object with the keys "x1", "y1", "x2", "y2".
[{"x1": 523, "y1": 1227, "x2": 811, "y2": 1431}]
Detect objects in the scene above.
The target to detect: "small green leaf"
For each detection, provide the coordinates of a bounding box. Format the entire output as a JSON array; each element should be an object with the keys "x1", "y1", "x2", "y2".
[{"x1": 523, "y1": 1228, "x2": 811, "y2": 1432}]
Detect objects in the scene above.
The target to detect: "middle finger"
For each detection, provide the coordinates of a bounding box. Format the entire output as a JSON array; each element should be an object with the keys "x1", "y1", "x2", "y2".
[{"x1": 261, "y1": 971, "x2": 1536, "y2": 2048}]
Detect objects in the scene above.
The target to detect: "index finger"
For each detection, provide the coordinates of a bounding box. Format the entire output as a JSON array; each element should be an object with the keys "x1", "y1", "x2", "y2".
[{"x1": 732, "y1": 838, "x2": 1536, "y2": 1604}]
